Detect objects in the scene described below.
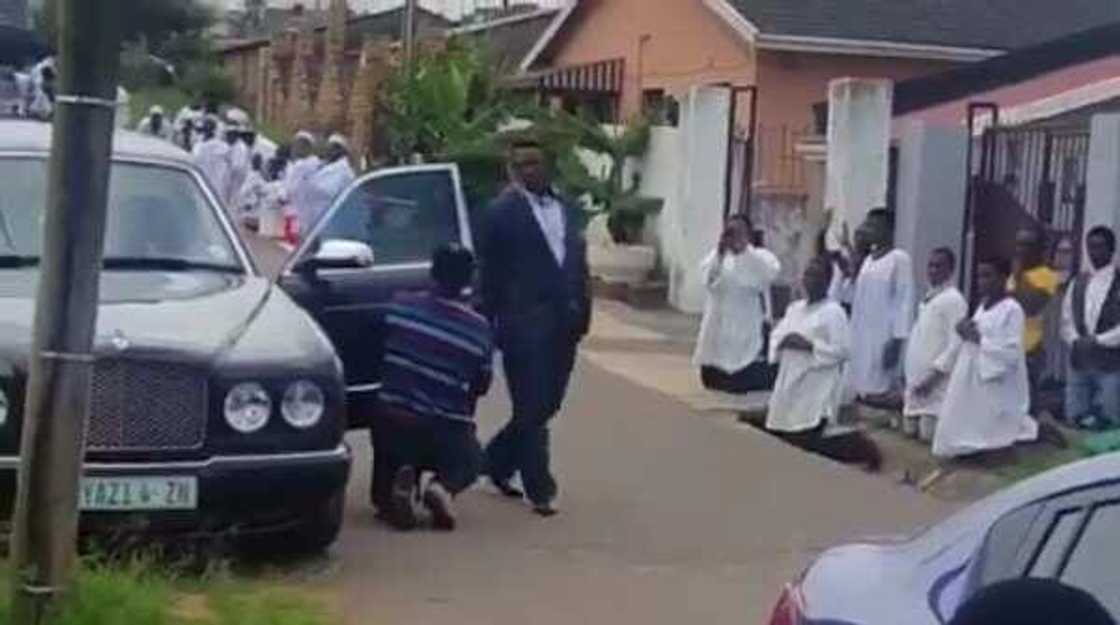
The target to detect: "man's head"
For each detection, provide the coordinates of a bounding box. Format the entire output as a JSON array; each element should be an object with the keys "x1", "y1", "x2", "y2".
[
  {"x1": 326, "y1": 134, "x2": 350, "y2": 163},
  {"x1": 977, "y1": 256, "x2": 1012, "y2": 301},
  {"x1": 224, "y1": 127, "x2": 240, "y2": 145},
  {"x1": 928, "y1": 247, "x2": 956, "y2": 287},
  {"x1": 508, "y1": 138, "x2": 549, "y2": 195},
  {"x1": 150, "y1": 106, "x2": 165, "y2": 128},
  {"x1": 431, "y1": 243, "x2": 476, "y2": 298},
  {"x1": 267, "y1": 156, "x2": 286, "y2": 181},
  {"x1": 803, "y1": 256, "x2": 834, "y2": 301},
  {"x1": 292, "y1": 131, "x2": 315, "y2": 159},
  {"x1": 723, "y1": 214, "x2": 752, "y2": 254},
  {"x1": 948, "y1": 579, "x2": 1114, "y2": 625},
  {"x1": 1015, "y1": 226, "x2": 1046, "y2": 268},
  {"x1": 251, "y1": 153, "x2": 263, "y2": 173},
  {"x1": 862, "y1": 208, "x2": 894, "y2": 249},
  {"x1": 1086, "y1": 226, "x2": 1116, "y2": 271},
  {"x1": 241, "y1": 130, "x2": 257, "y2": 148}
]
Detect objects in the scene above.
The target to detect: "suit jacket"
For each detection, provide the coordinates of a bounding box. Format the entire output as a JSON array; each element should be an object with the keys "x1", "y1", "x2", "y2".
[{"x1": 481, "y1": 187, "x2": 591, "y2": 351}]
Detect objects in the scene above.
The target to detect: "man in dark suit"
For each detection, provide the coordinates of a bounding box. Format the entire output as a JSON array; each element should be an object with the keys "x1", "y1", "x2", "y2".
[{"x1": 481, "y1": 138, "x2": 591, "y2": 517}]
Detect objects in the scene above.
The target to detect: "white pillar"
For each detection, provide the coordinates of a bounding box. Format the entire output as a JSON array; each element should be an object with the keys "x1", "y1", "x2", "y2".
[
  {"x1": 1085, "y1": 113, "x2": 1120, "y2": 242},
  {"x1": 895, "y1": 122, "x2": 968, "y2": 287},
  {"x1": 668, "y1": 85, "x2": 731, "y2": 313},
  {"x1": 824, "y1": 78, "x2": 893, "y2": 248}
]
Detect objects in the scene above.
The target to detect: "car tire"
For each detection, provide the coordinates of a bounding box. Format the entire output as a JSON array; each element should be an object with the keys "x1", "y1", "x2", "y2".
[{"x1": 286, "y1": 490, "x2": 346, "y2": 554}]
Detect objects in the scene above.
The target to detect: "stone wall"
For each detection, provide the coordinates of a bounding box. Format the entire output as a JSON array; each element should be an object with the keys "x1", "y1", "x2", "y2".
[{"x1": 221, "y1": 0, "x2": 402, "y2": 165}]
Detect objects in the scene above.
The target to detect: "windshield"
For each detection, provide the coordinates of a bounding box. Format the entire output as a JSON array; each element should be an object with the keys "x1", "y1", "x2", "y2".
[{"x1": 0, "y1": 157, "x2": 242, "y2": 270}]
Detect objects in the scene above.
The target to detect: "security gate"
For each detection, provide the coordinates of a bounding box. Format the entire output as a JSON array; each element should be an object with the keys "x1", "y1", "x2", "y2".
[{"x1": 964, "y1": 107, "x2": 1090, "y2": 283}]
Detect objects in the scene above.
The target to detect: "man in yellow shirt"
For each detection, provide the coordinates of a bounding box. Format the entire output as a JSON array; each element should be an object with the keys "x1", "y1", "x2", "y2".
[{"x1": 1009, "y1": 226, "x2": 1061, "y2": 414}]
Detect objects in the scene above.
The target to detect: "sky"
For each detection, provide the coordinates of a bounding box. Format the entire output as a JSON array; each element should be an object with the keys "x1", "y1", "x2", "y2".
[{"x1": 200, "y1": 0, "x2": 568, "y2": 21}]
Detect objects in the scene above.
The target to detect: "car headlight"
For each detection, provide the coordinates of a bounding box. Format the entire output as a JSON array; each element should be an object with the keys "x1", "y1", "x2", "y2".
[
  {"x1": 281, "y1": 380, "x2": 325, "y2": 429},
  {"x1": 224, "y1": 382, "x2": 271, "y2": 433}
]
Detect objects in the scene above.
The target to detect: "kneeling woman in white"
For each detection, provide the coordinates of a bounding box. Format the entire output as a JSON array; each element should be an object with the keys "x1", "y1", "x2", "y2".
[
  {"x1": 933, "y1": 258, "x2": 1039, "y2": 458},
  {"x1": 767, "y1": 257, "x2": 851, "y2": 434}
]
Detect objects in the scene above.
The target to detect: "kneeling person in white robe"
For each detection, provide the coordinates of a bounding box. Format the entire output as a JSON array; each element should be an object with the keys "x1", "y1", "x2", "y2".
[
  {"x1": 933, "y1": 257, "x2": 1039, "y2": 458},
  {"x1": 768, "y1": 257, "x2": 851, "y2": 436},
  {"x1": 904, "y1": 247, "x2": 968, "y2": 441}
]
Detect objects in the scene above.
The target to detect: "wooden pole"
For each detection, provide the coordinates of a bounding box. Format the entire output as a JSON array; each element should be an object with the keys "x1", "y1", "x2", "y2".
[
  {"x1": 10, "y1": 0, "x2": 122, "y2": 622},
  {"x1": 403, "y1": 0, "x2": 417, "y2": 75}
]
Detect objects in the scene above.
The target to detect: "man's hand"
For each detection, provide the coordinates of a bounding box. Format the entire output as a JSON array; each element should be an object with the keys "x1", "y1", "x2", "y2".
[
  {"x1": 956, "y1": 319, "x2": 980, "y2": 343},
  {"x1": 779, "y1": 333, "x2": 813, "y2": 352},
  {"x1": 914, "y1": 371, "x2": 946, "y2": 397},
  {"x1": 882, "y1": 338, "x2": 903, "y2": 370}
]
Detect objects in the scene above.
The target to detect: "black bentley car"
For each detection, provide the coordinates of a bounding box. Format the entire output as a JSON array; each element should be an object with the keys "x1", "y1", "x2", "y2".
[{"x1": 0, "y1": 122, "x2": 350, "y2": 551}]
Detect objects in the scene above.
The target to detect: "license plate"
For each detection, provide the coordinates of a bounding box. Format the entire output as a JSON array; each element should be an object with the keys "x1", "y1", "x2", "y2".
[{"x1": 79, "y1": 476, "x2": 198, "y2": 511}]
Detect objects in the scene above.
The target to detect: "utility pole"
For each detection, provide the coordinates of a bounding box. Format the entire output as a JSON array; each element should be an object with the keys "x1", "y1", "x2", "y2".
[
  {"x1": 10, "y1": 0, "x2": 122, "y2": 622},
  {"x1": 403, "y1": 0, "x2": 417, "y2": 75}
]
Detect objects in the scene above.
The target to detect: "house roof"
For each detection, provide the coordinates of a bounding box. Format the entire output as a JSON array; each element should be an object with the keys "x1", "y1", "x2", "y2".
[
  {"x1": 451, "y1": 8, "x2": 560, "y2": 72},
  {"x1": 893, "y1": 22, "x2": 1120, "y2": 116},
  {"x1": 729, "y1": 0, "x2": 1120, "y2": 51},
  {"x1": 526, "y1": 0, "x2": 1120, "y2": 68}
]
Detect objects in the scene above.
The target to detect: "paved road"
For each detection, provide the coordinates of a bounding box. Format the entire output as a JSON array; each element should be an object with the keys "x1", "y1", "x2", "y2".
[
  {"x1": 238, "y1": 232, "x2": 954, "y2": 624},
  {"x1": 334, "y1": 359, "x2": 953, "y2": 625}
]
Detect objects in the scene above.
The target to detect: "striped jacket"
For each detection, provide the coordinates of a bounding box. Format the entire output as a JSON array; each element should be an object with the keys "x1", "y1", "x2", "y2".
[{"x1": 377, "y1": 293, "x2": 494, "y2": 424}]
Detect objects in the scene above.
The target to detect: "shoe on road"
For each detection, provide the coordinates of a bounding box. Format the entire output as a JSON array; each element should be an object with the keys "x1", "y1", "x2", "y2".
[
  {"x1": 423, "y1": 482, "x2": 457, "y2": 531},
  {"x1": 390, "y1": 465, "x2": 419, "y2": 531}
]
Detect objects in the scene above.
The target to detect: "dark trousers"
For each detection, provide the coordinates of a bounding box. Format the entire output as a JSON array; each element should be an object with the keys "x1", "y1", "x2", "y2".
[
  {"x1": 485, "y1": 335, "x2": 578, "y2": 506},
  {"x1": 370, "y1": 408, "x2": 483, "y2": 511}
]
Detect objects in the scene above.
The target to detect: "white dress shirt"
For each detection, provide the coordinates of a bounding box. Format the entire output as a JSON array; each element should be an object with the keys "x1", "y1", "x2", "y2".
[
  {"x1": 521, "y1": 187, "x2": 566, "y2": 266},
  {"x1": 1062, "y1": 265, "x2": 1120, "y2": 348}
]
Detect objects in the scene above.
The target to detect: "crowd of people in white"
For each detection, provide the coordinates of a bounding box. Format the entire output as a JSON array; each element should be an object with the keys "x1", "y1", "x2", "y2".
[
  {"x1": 135, "y1": 100, "x2": 356, "y2": 242},
  {"x1": 689, "y1": 207, "x2": 1105, "y2": 465}
]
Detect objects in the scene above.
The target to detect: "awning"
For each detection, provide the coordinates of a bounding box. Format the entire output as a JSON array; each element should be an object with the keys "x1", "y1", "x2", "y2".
[{"x1": 504, "y1": 58, "x2": 625, "y2": 94}]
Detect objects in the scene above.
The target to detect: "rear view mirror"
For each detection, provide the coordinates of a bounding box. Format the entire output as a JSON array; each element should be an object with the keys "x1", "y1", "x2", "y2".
[{"x1": 295, "y1": 239, "x2": 375, "y2": 273}]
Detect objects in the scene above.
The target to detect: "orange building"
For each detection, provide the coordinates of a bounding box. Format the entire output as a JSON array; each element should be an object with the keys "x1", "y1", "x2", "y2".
[{"x1": 523, "y1": 0, "x2": 1119, "y2": 193}]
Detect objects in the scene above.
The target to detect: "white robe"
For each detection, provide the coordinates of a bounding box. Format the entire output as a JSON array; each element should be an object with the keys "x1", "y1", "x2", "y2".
[
  {"x1": 137, "y1": 116, "x2": 174, "y2": 141},
  {"x1": 285, "y1": 155, "x2": 323, "y2": 231},
  {"x1": 300, "y1": 158, "x2": 355, "y2": 235},
  {"x1": 850, "y1": 249, "x2": 915, "y2": 396},
  {"x1": 904, "y1": 286, "x2": 968, "y2": 417},
  {"x1": 192, "y1": 138, "x2": 232, "y2": 205},
  {"x1": 767, "y1": 299, "x2": 851, "y2": 433},
  {"x1": 694, "y1": 246, "x2": 781, "y2": 372},
  {"x1": 933, "y1": 297, "x2": 1039, "y2": 458},
  {"x1": 236, "y1": 170, "x2": 267, "y2": 215},
  {"x1": 226, "y1": 140, "x2": 252, "y2": 207}
]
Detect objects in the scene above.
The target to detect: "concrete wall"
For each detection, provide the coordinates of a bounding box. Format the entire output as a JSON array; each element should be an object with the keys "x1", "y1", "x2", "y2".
[
  {"x1": 581, "y1": 87, "x2": 731, "y2": 313},
  {"x1": 1085, "y1": 114, "x2": 1120, "y2": 248},
  {"x1": 543, "y1": 0, "x2": 756, "y2": 120},
  {"x1": 895, "y1": 122, "x2": 968, "y2": 290}
]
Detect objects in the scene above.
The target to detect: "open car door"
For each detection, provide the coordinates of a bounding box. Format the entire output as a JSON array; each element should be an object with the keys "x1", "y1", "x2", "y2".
[{"x1": 279, "y1": 164, "x2": 474, "y2": 427}]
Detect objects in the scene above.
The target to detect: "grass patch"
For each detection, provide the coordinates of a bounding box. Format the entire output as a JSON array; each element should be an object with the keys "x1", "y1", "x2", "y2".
[{"x1": 0, "y1": 556, "x2": 337, "y2": 625}]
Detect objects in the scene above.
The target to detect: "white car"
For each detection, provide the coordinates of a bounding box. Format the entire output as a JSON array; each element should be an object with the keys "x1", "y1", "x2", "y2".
[{"x1": 769, "y1": 453, "x2": 1120, "y2": 625}]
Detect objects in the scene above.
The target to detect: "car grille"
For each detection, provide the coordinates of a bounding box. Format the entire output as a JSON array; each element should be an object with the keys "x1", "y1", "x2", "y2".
[{"x1": 86, "y1": 359, "x2": 207, "y2": 452}]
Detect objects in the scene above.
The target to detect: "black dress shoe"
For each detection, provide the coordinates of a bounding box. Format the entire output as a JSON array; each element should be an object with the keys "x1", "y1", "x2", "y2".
[
  {"x1": 490, "y1": 478, "x2": 524, "y2": 499},
  {"x1": 532, "y1": 503, "x2": 558, "y2": 517}
]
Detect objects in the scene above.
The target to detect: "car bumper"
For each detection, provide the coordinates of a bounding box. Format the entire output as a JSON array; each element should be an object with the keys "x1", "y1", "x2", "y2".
[{"x1": 0, "y1": 445, "x2": 352, "y2": 538}]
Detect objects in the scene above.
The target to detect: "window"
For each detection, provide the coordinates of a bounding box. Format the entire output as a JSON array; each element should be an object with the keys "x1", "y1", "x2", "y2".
[
  {"x1": 642, "y1": 89, "x2": 679, "y2": 127},
  {"x1": 0, "y1": 157, "x2": 238, "y2": 267},
  {"x1": 319, "y1": 169, "x2": 461, "y2": 267},
  {"x1": 1060, "y1": 502, "x2": 1120, "y2": 616},
  {"x1": 1027, "y1": 510, "x2": 1082, "y2": 578}
]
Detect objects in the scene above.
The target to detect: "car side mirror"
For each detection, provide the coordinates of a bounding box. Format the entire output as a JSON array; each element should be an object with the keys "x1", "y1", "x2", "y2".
[{"x1": 294, "y1": 239, "x2": 375, "y2": 273}]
